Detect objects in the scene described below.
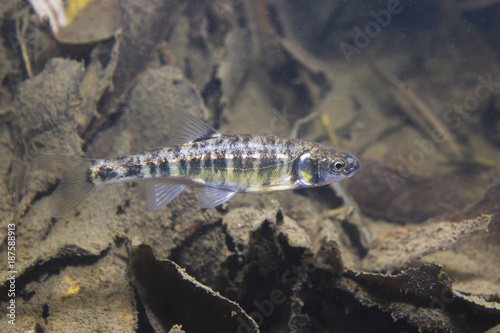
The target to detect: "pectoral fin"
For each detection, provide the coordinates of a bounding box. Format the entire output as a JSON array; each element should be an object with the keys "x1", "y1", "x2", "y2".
[
  {"x1": 145, "y1": 181, "x2": 187, "y2": 211},
  {"x1": 198, "y1": 187, "x2": 237, "y2": 208}
]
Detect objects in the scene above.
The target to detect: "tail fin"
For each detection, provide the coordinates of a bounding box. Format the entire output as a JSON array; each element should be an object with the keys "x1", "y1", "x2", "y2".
[{"x1": 36, "y1": 155, "x2": 95, "y2": 217}]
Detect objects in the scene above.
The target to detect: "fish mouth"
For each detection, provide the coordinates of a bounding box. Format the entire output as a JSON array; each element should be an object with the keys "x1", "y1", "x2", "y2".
[{"x1": 345, "y1": 157, "x2": 360, "y2": 177}]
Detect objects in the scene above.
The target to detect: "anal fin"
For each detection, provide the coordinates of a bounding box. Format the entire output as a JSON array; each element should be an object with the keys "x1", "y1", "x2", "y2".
[
  {"x1": 145, "y1": 181, "x2": 187, "y2": 211},
  {"x1": 198, "y1": 187, "x2": 237, "y2": 208}
]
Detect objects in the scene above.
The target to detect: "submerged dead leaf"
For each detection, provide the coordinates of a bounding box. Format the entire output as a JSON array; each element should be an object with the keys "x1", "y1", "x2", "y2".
[
  {"x1": 361, "y1": 215, "x2": 491, "y2": 272},
  {"x1": 341, "y1": 263, "x2": 500, "y2": 332},
  {"x1": 130, "y1": 244, "x2": 259, "y2": 333}
]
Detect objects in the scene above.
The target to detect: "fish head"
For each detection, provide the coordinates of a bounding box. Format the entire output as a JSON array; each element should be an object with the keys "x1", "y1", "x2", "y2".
[{"x1": 294, "y1": 145, "x2": 360, "y2": 187}]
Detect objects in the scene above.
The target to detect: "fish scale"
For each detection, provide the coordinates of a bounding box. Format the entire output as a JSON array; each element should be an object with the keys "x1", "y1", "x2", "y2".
[
  {"x1": 38, "y1": 111, "x2": 360, "y2": 217},
  {"x1": 91, "y1": 134, "x2": 303, "y2": 191}
]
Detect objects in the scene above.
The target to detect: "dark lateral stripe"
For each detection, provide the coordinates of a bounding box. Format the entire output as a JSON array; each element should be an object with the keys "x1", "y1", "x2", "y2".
[
  {"x1": 188, "y1": 157, "x2": 202, "y2": 175},
  {"x1": 258, "y1": 153, "x2": 280, "y2": 184},
  {"x1": 179, "y1": 158, "x2": 188, "y2": 175},
  {"x1": 203, "y1": 157, "x2": 212, "y2": 169},
  {"x1": 257, "y1": 154, "x2": 276, "y2": 175},
  {"x1": 159, "y1": 160, "x2": 170, "y2": 176},
  {"x1": 213, "y1": 157, "x2": 227, "y2": 184},
  {"x1": 233, "y1": 154, "x2": 244, "y2": 170},
  {"x1": 126, "y1": 164, "x2": 143, "y2": 178},
  {"x1": 243, "y1": 157, "x2": 254, "y2": 171},
  {"x1": 148, "y1": 162, "x2": 157, "y2": 176},
  {"x1": 212, "y1": 157, "x2": 227, "y2": 172}
]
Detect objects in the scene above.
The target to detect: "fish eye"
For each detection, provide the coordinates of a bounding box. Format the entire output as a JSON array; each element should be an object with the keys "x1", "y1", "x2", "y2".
[{"x1": 331, "y1": 159, "x2": 346, "y2": 172}]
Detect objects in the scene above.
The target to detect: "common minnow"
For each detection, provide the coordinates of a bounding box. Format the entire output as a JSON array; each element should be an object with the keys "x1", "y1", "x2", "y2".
[{"x1": 38, "y1": 111, "x2": 360, "y2": 217}]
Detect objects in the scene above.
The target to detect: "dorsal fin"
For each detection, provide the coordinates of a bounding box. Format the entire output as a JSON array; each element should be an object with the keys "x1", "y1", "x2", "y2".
[{"x1": 169, "y1": 111, "x2": 221, "y2": 145}]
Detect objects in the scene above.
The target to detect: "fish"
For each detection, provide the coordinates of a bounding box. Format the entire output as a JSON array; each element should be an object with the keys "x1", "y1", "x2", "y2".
[{"x1": 38, "y1": 111, "x2": 360, "y2": 217}]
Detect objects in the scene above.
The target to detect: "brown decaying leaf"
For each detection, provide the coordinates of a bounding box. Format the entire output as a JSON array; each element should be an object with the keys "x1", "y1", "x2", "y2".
[
  {"x1": 361, "y1": 215, "x2": 491, "y2": 272},
  {"x1": 130, "y1": 244, "x2": 259, "y2": 333}
]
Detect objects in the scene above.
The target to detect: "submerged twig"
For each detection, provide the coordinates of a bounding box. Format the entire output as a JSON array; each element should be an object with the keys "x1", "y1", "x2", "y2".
[
  {"x1": 16, "y1": 15, "x2": 33, "y2": 78},
  {"x1": 372, "y1": 62, "x2": 464, "y2": 160},
  {"x1": 319, "y1": 112, "x2": 339, "y2": 147},
  {"x1": 290, "y1": 111, "x2": 320, "y2": 139},
  {"x1": 289, "y1": 111, "x2": 338, "y2": 147}
]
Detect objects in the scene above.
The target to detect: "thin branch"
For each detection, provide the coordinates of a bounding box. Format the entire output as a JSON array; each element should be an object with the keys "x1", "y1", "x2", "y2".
[
  {"x1": 16, "y1": 15, "x2": 33, "y2": 78},
  {"x1": 372, "y1": 62, "x2": 464, "y2": 160}
]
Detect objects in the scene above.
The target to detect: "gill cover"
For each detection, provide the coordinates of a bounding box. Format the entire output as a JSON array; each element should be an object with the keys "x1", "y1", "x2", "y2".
[{"x1": 295, "y1": 153, "x2": 319, "y2": 186}]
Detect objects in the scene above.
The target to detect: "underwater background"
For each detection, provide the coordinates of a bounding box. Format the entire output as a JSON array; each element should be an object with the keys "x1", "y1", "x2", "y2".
[{"x1": 0, "y1": 0, "x2": 499, "y2": 332}]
